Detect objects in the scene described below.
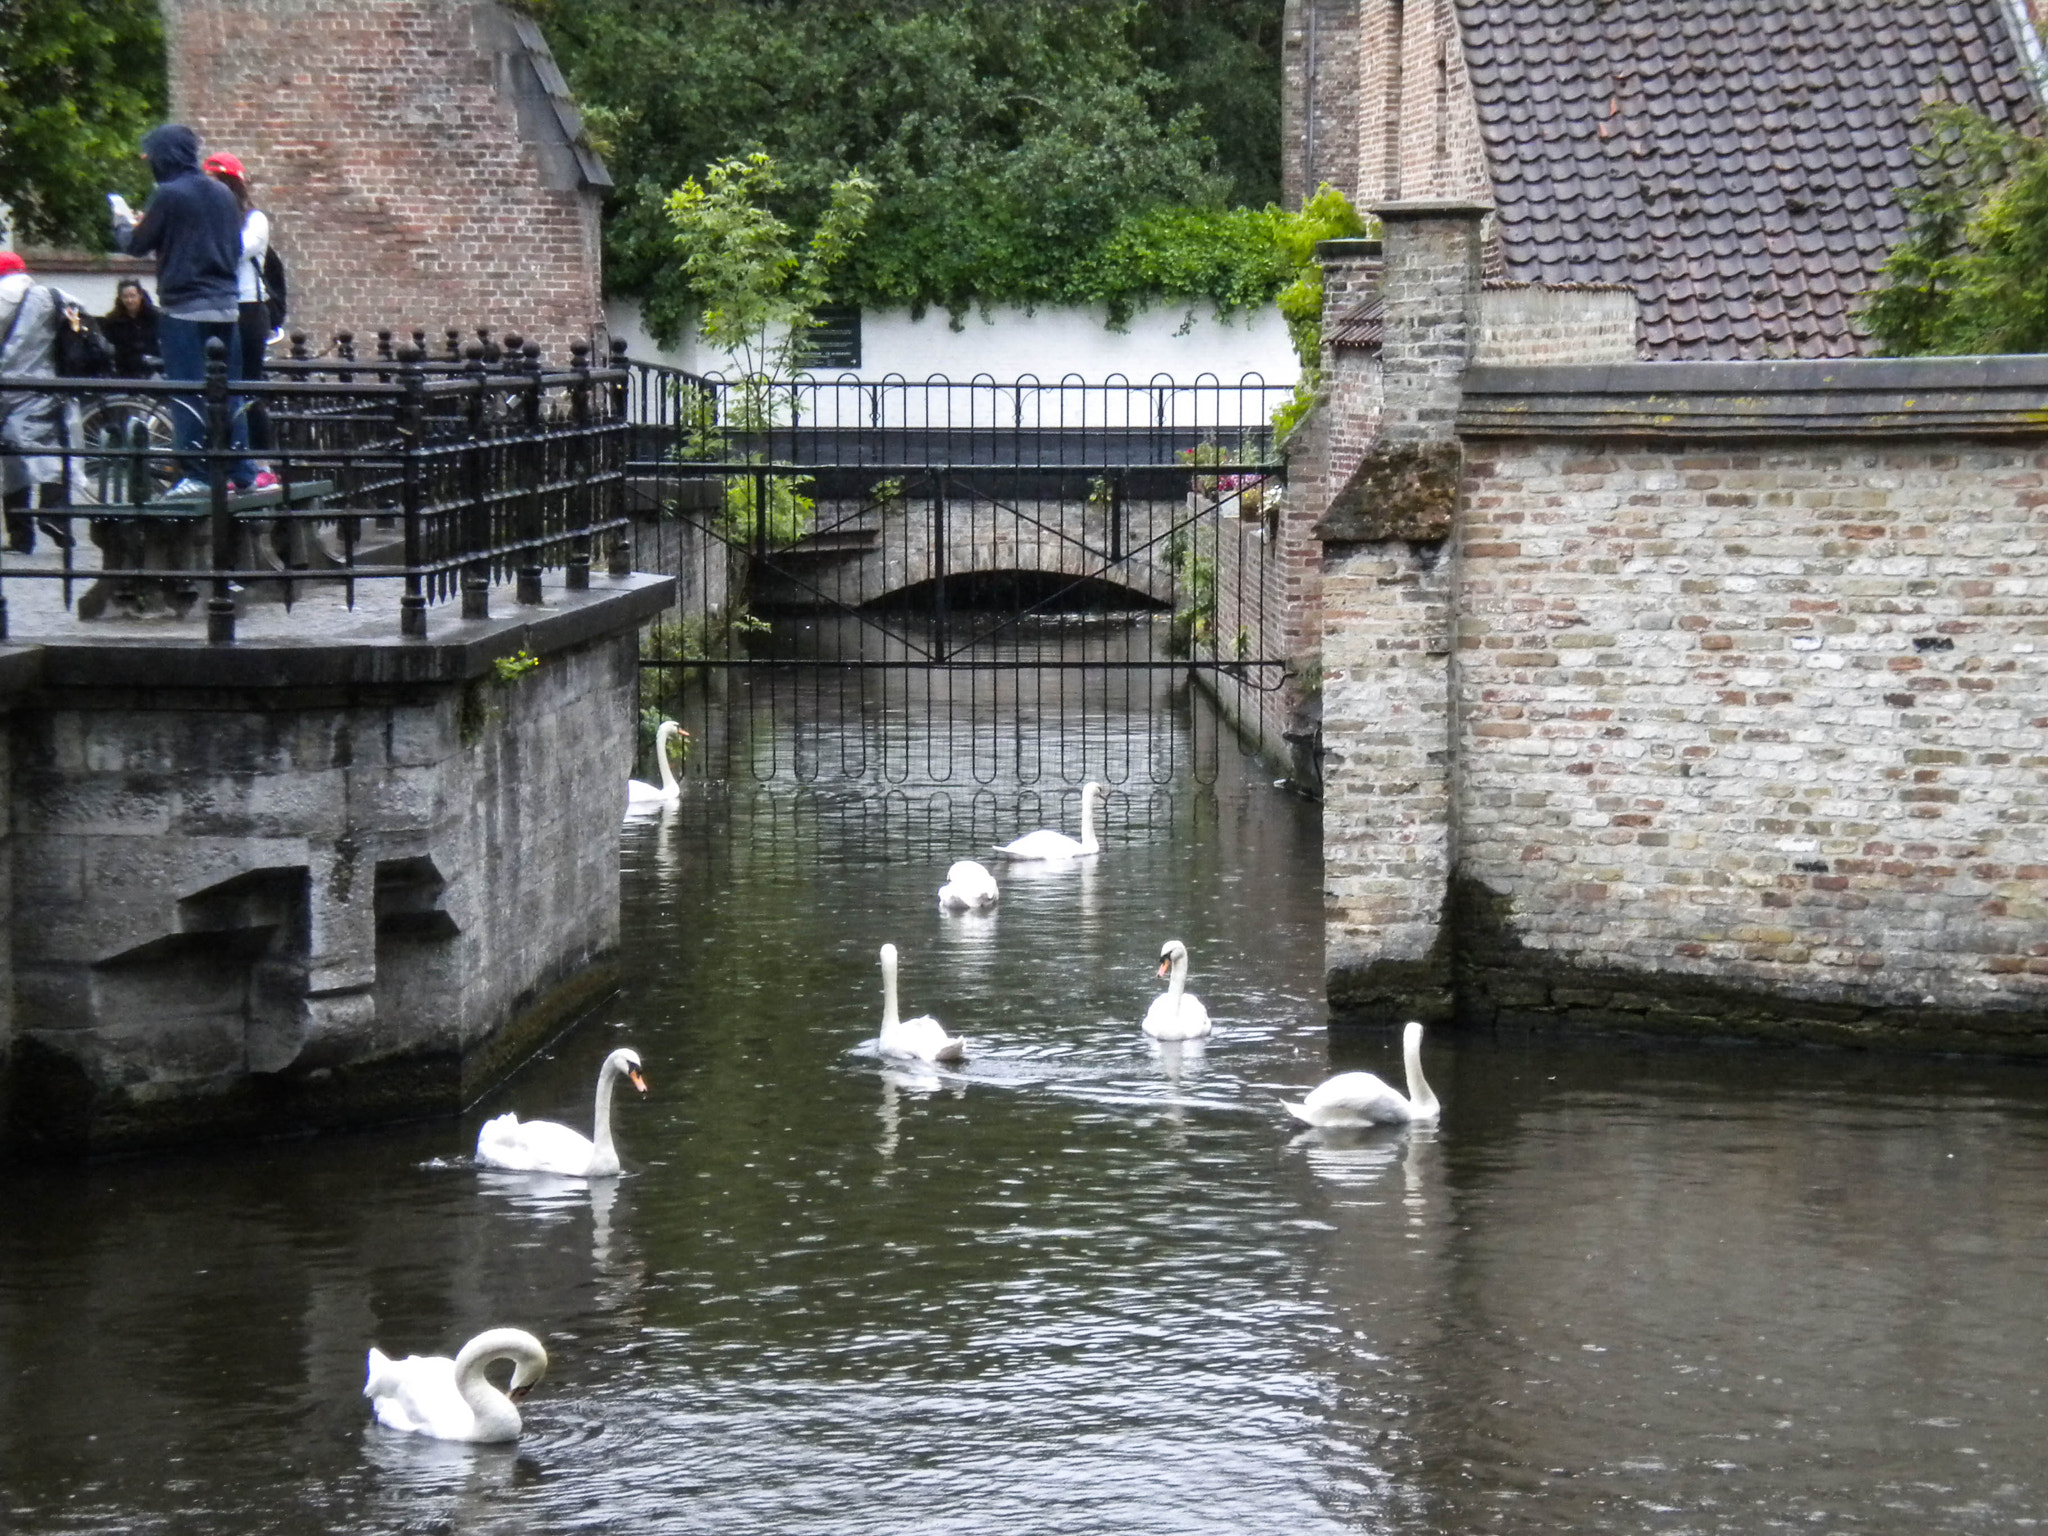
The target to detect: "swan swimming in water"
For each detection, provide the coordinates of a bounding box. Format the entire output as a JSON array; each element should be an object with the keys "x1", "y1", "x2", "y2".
[
  {"x1": 876, "y1": 942, "x2": 966, "y2": 1063},
  {"x1": 995, "y1": 781, "x2": 1102, "y2": 860},
  {"x1": 364, "y1": 1328, "x2": 548, "y2": 1443},
  {"x1": 625, "y1": 720, "x2": 687, "y2": 811},
  {"x1": 937, "y1": 860, "x2": 1000, "y2": 910},
  {"x1": 476, "y1": 1047, "x2": 648, "y2": 1177},
  {"x1": 1285, "y1": 1021, "x2": 1440, "y2": 1127},
  {"x1": 1142, "y1": 938, "x2": 1212, "y2": 1040}
]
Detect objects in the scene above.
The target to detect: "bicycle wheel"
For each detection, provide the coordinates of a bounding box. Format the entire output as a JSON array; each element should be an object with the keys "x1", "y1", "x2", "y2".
[{"x1": 71, "y1": 396, "x2": 180, "y2": 506}]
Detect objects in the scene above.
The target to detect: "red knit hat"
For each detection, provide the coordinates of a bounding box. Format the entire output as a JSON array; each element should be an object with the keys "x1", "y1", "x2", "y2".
[
  {"x1": 0, "y1": 252, "x2": 26, "y2": 276},
  {"x1": 203, "y1": 152, "x2": 246, "y2": 179}
]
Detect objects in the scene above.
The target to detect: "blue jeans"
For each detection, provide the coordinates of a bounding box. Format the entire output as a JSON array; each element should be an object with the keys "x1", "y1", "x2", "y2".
[{"x1": 158, "y1": 316, "x2": 259, "y2": 486}]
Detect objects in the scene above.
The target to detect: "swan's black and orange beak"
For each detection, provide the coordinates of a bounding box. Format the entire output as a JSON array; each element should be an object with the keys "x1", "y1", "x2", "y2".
[
  {"x1": 509, "y1": 1384, "x2": 534, "y2": 1402},
  {"x1": 628, "y1": 1066, "x2": 648, "y2": 1095},
  {"x1": 1157, "y1": 956, "x2": 1171, "y2": 978}
]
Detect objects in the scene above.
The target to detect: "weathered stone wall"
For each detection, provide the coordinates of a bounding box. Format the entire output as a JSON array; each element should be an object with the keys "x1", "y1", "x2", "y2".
[
  {"x1": 1476, "y1": 282, "x2": 1639, "y2": 365},
  {"x1": 162, "y1": 0, "x2": 607, "y2": 358},
  {"x1": 3, "y1": 577, "x2": 673, "y2": 1155}
]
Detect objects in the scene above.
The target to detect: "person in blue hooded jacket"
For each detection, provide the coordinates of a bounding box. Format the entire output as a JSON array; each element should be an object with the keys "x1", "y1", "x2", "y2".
[{"x1": 108, "y1": 123, "x2": 261, "y2": 493}]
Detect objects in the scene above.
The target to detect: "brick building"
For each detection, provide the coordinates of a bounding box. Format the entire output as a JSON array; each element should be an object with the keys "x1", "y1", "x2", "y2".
[
  {"x1": 162, "y1": 0, "x2": 610, "y2": 360},
  {"x1": 1283, "y1": 0, "x2": 2046, "y2": 359}
]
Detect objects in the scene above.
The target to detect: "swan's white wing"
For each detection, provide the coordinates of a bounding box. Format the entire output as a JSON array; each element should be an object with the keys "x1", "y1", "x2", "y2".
[
  {"x1": 1142, "y1": 991, "x2": 1212, "y2": 1040},
  {"x1": 367, "y1": 1353, "x2": 475, "y2": 1440},
  {"x1": 939, "y1": 861, "x2": 1000, "y2": 906},
  {"x1": 476, "y1": 1112, "x2": 598, "y2": 1176},
  {"x1": 1296, "y1": 1071, "x2": 1410, "y2": 1126},
  {"x1": 995, "y1": 829, "x2": 1083, "y2": 860},
  {"x1": 880, "y1": 1014, "x2": 966, "y2": 1064}
]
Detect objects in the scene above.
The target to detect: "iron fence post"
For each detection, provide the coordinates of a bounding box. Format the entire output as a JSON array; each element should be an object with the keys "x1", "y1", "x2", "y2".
[
  {"x1": 1110, "y1": 469, "x2": 1125, "y2": 565},
  {"x1": 397, "y1": 347, "x2": 429, "y2": 637},
  {"x1": 462, "y1": 345, "x2": 491, "y2": 621},
  {"x1": 567, "y1": 339, "x2": 592, "y2": 591},
  {"x1": 516, "y1": 341, "x2": 545, "y2": 605},
  {"x1": 608, "y1": 338, "x2": 631, "y2": 577},
  {"x1": 205, "y1": 338, "x2": 237, "y2": 643},
  {"x1": 931, "y1": 472, "x2": 948, "y2": 656}
]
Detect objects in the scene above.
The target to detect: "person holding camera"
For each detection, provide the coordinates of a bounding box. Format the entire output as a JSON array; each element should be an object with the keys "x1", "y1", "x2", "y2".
[{"x1": 108, "y1": 123, "x2": 259, "y2": 495}]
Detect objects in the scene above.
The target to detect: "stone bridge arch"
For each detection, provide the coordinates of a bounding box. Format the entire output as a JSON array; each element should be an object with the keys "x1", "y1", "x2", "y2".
[{"x1": 746, "y1": 474, "x2": 1203, "y2": 616}]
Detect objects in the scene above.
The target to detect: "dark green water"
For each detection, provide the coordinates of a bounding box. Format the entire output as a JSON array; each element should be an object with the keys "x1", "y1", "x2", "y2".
[{"x1": 4, "y1": 718, "x2": 2048, "y2": 1532}]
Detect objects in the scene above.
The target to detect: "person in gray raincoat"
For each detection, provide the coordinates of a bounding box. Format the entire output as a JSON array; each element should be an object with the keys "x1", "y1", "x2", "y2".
[{"x1": 0, "y1": 249, "x2": 81, "y2": 553}]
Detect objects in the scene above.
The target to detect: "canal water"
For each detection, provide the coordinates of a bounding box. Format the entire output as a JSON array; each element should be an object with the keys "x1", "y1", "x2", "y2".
[{"x1": 4, "y1": 680, "x2": 2048, "y2": 1533}]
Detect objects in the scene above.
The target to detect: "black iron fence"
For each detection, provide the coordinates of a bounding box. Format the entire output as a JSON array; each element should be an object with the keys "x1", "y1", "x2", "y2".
[
  {"x1": 0, "y1": 332, "x2": 629, "y2": 642},
  {"x1": 623, "y1": 365, "x2": 1296, "y2": 787}
]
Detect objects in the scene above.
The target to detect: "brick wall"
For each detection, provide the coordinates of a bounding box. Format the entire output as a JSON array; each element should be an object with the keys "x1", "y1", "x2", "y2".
[
  {"x1": 1283, "y1": 0, "x2": 1362, "y2": 207},
  {"x1": 1322, "y1": 538, "x2": 1454, "y2": 1013},
  {"x1": 1475, "y1": 282, "x2": 1639, "y2": 365},
  {"x1": 162, "y1": 0, "x2": 605, "y2": 361},
  {"x1": 1284, "y1": 0, "x2": 1491, "y2": 209},
  {"x1": 1432, "y1": 434, "x2": 2048, "y2": 1048}
]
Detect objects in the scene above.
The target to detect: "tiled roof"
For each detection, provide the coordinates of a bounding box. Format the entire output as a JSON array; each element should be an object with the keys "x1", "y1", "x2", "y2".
[
  {"x1": 1328, "y1": 295, "x2": 1385, "y2": 350},
  {"x1": 1458, "y1": 0, "x2": 2046, "y2": 358}
]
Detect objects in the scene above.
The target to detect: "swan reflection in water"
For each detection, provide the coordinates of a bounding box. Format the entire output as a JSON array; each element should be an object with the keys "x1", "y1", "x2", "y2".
[
  {"x1": 475, "y1": 1169, "x2": 638, "y2": 1282},
  {"x1": 874, "y1": 1062, "x2": 965, "y2": 1173},
  {"x1": 1293, "y1": 1120, "x2": 1440, "y2": 1207}
]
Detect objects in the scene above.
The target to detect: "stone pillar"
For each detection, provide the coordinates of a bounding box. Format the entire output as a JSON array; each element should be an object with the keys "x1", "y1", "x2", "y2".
[
  {"x1": 1313, "y1": 201, "x2": 1487, "y2": 1025},
  {"x1": 161, "y1": 0, "x2": 610, "y2": 359}
]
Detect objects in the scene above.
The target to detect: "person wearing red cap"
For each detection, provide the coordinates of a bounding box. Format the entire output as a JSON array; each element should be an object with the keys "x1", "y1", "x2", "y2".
[{"x1": 204, "y1": 151, "x2": 278, "y2": 488}]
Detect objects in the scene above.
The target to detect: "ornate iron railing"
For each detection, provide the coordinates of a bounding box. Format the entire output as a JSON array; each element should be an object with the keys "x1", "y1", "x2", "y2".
[{"x1": 0, "y1": 332, "x2": 630, "y2": 642}]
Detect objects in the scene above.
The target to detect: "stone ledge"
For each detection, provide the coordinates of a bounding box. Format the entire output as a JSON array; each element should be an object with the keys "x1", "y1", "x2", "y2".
[
  {"x1": 1460, "y1": 354, "x2": 2048, "y2": 438},
  {"x1": 24, "y1": 573, "x2": 674, "y2": 693}
]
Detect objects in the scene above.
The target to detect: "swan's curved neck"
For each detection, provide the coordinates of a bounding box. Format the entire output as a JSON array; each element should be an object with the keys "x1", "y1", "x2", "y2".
[
  {"x1": 1077, "y1": 791, "x2": 1099, "y2": 854},
  {"x1": 1166, "y1": 950, "x2": 1188, "y2": 1000},
  {"x1": 1403, "y1": 1026, "x2": 1439, "y2": 1118},
  {"x1": 655, "y1": 726, "x2": 680, "y2": 797},
  {"x1": 453, "y1": 1339, "x2": 528, "y2": 1441},
  {"x1": 591, "y1": 1061, "x2": 621, "y2": 1169},
  {"x1": 880, "y1": 950, "x2": 900, "y2": 1029}
]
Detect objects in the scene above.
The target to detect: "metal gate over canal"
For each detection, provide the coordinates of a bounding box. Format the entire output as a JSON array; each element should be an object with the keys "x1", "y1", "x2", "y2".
[{"x1": 624, "y1": 370, "x2": 1293, "y2": 787}]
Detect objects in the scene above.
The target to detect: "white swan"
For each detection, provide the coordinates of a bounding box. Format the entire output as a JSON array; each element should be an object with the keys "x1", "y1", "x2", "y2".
[
  {"x1": 1285, "y1": 1021, "x2": 1440, "y2": 1127},
  {"x1": 625, "y1": 720, "x2": 686, "y2": 810},
  {"x1": 1142, "y1": 938, "x2": 1212, "y2": 1040},
  {"x1": 877, "y1": 942, "x2": 966, "y2": 1063},
  {"x1": 476, "y1": 1047, "x2": 648, "y2": 1177},
  {"x1": 364, "y1": 1328, "x2": 548, "y2": 1443},
  {"x1": 936, "y1": 859, "x2": 1000, "y2": 910},
  {"x1": 995, "y1": 781, "x2": 1103, "y2": 859}
]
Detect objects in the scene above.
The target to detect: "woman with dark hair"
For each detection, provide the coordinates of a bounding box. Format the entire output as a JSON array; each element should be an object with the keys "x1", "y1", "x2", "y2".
[
  {"x1": 101, "y1": 278, "x2": 161, "y2": 378},
  {"x1": 203, "y1": 150, "x2": 278, "y2": 488}
]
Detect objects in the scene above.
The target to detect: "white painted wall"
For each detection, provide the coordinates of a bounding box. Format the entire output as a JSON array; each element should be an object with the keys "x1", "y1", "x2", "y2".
[{"x1": 606, "y1": 298, "x2": 1300, "y2": 387}]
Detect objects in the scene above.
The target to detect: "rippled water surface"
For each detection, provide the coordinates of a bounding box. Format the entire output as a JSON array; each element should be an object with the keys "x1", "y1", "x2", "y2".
[{"x1": 5, "y1": 713, "x2": 2048, "y2": 1533}]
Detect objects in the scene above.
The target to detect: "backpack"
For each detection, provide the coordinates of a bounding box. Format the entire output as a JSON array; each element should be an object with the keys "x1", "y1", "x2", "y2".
[{"x1": 262, "y1": 246, "x2": 288, "y2": 330}]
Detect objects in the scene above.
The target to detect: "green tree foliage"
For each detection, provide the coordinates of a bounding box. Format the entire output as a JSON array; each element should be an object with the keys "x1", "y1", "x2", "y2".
[
  {"x1": 664, "y1": 153, "x2": 876, "y2": 379},
  {"x1": 0, "y1": 0, "x2": 164, "y2": 248},
  {"x1": 1864, "y1": 105, "x2": 2048, "y2": 356},
  {"x1": 666, "y1": 154, "x2": 877, "y2": 545},
  {"x1": 529, "y1": 0, "x2": 1288, "y2": 337}
]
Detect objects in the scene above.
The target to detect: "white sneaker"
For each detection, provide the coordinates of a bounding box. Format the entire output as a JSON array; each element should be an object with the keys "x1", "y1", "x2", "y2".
[{"x1": 162, "y1": 478, "x2": 211, "y2": 499}]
